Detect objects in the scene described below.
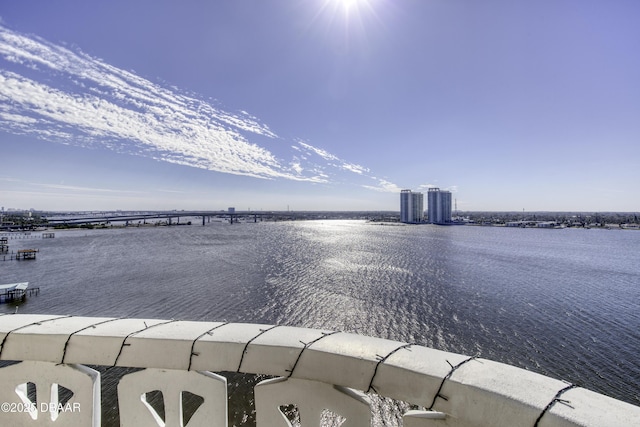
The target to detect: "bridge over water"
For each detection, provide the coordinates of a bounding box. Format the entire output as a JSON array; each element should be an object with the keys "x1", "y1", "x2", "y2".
[
  {"x1": 46, "y1": 211, "x2": 264, "y2": 226},
  {"x1": 43, "y1": 211, "x2": 396, "y2": 227}
]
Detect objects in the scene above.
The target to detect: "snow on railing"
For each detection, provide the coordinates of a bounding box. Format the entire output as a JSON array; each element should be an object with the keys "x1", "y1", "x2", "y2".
[{"x1": 0, "y1": 314, "x2": 638, "y2": 426}]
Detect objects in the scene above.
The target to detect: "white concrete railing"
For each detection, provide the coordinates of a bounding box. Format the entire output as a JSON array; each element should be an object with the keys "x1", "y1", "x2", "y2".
[{"x1": 0, "y1": 314, "x2": 638, "y2": 427}]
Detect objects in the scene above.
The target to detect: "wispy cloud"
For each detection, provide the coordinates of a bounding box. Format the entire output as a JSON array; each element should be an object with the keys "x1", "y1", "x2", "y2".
[
  {"x1": 297, "y1": 141, "x2": 339, "y2": 162},
  {"x1": 34, "y1": 183, "x2": 142, "y2": 194},
  {"x1": 1, "y1": 177, "x2": 143, "y2": 195},
  {"x1": 417, "y1": 184, "x2": 458, "y2": 193},
  {"x1": 362, "y1": 179, "x2": 403, "y2": 193},
  {"x1": 296, "y1": 140, "x2": 371, "y2": 178},
  {"x1": 417, "y1": 184, "x2": 440, "y2": 191},
  {"x1": 156, "y1": 188, "x2": 190, "y2": 194},
  {"x1": 0, "y1": 25, "x2": 400, "y2": 192}
]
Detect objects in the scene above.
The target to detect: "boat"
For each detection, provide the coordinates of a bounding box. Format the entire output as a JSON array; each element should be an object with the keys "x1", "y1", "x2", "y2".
[{"x1": 0, "y1": 282, "x2": 29, "y2": 303}]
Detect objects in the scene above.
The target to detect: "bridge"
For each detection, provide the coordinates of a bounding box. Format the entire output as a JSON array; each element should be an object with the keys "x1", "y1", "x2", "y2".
[
  {"x1": 45, "y1": 211, "x2": 260, "y2": 227},
  {"x1": 41, "y1": 211, "x2": 395, "y2": 227},
  {"x1": 0, "y1": 314, "x2": 638, "y2": 426}
]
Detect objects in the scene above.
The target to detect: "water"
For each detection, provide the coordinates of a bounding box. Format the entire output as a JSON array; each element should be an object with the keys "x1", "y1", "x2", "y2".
[{"x1": 1, "y1": 221, "x2": 639, "y2": 415}]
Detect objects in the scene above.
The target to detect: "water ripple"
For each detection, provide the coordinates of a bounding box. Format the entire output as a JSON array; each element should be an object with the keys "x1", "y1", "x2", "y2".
[{"x1": 2, "y1": 221, "x2": 638, "y2": 408}]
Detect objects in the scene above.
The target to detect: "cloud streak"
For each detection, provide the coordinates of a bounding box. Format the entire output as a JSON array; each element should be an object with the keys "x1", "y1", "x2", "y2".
[
  {"x1": 362, "y1": 179, "x2": 403, "y2": 193},
  {"x1": 0, "y1": 25, "x2": 398, "y2": 192},
  {"x1": 1, "y1": 177, "x2": 143, "y2": 195}
]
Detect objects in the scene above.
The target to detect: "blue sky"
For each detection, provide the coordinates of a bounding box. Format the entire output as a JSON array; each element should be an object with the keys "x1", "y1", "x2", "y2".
[{"x1": 1, "y1": 0, "x2": 638, "y2": 212}]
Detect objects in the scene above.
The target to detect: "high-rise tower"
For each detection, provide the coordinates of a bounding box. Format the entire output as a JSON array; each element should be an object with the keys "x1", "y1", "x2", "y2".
[
  {"x1": 400, "y1": 190, "x2": 424, "y2": 223},
  {"x1": 427, "y1": 188, "x2": 452, "y2": 224}
]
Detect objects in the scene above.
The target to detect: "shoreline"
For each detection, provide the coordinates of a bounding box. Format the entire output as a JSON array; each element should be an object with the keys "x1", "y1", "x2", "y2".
[{"x1": 2, "y1": 219, "x2": 639, "y2": 235}]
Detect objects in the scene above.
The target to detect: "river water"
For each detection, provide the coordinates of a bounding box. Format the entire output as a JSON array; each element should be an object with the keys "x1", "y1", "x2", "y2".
[{"x1": 1, "y1": 220, "x2": 639, "y2": 421}]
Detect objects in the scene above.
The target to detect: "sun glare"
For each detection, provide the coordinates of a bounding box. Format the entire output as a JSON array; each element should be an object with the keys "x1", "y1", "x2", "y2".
[
  {"x1": 306, "y1": 0, "x2": 384, "y2": 51},
  {"x1": 319, "y1": 0, "x2": 380, "y2": 29},
  {"x1": 334, "y1": 0, "x2": 369, "y2": 15},
  {"x1": 340, "y1": 0, "x2": 359, "y2": 10}
]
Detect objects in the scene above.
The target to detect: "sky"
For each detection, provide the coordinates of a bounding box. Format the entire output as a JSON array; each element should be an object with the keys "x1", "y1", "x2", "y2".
[{"x1": 1, "y1": 0, "x2": 639, "y2": 212}]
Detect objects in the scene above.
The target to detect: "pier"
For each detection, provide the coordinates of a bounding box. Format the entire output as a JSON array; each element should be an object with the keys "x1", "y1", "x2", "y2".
[
  {"x1": 1, "y1": 249, "x2": 39, "y2": 262},
  {"x1": 0, "y1": 283, "x2": 39, "y2": 303},
  {"x1": 16, "y1": 249, "x2": 38, "y2": 260}
]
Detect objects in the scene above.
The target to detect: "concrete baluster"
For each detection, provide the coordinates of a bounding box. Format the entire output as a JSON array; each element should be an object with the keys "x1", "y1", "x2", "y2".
[
  {"x1": 0, "y1": 361, "x2": 100, "y2": 426},
  {"x1": 118, "y1": 368, "x2": 227, "y2": 427},
  {"x1": 255, "y1": 377, "x2": 370, "y2": 427}
]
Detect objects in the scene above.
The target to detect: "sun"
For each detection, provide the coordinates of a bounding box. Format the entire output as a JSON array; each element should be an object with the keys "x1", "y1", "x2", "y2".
[
  {"x1": 309, "y1": 0, "x2": 383, "y2": 49},
  {"x1": 320, "y1": 0, "x2": 380, "y2": 28},
  {"x1": 339, "y1": 0, "x2": 360, "y2": 10},
  {"x1": 333, "y1": 0, "x2": 370, "y2": 15}
]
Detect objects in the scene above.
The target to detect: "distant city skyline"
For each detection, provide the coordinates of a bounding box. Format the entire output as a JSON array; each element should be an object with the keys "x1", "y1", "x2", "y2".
[{"x1": 1, "y1": 1, "x2": 639, "y2": 212}]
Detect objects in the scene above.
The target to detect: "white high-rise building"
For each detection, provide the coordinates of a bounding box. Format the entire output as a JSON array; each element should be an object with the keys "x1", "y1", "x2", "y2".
[
  {"x1": 400, "y1": 190, "x2": 424, "y2": 223},
  {"x1": 427, "y1": 188, "x2": 452, "y2": 224}
]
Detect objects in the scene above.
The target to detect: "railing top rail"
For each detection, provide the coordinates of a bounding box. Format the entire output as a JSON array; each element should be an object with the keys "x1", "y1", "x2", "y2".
[{"x1": 1, "y1": 314, "x2": 638, "y2": 426}]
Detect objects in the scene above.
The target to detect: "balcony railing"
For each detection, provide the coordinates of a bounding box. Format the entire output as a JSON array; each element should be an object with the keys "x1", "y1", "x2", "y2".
[{"x1": 0, "y1": 314, "x2": 638, "y2": 426}]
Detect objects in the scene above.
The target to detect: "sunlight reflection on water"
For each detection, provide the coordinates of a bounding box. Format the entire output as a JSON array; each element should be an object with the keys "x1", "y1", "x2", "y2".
[{"x1": 2, "y1": 220, "x2": 639, "y2": 423}]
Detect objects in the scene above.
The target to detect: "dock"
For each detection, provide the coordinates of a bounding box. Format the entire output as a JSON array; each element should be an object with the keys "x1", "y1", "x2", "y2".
[
  {"x1": 1, "y1": 248, "x2": 40, "y2": 261},
  {"x1": 16, "y1": 249, "x2": 38, "y2": 260},
  {"x1": 0, "y1": 282, "x2": 39, "y2": 303},
  {"x1": 0, "y1": 232, "x2": 52, "y2": 259}
]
